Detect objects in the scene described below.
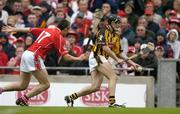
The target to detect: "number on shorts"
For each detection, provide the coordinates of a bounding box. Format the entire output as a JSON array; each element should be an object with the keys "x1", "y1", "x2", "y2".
[{"x1": 36, "y1": 31, "x2": 51, "y2": 43}]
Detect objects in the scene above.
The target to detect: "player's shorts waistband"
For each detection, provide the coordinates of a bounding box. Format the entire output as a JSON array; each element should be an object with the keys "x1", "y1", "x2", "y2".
[{"x1": 25, "y1": 50, "x2": 35, "y2": 55}]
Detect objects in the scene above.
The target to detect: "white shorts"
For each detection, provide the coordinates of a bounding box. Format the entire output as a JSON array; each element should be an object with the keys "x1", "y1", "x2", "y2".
[
  {"x1": 20, "y1": 50, "x2": 46, "y2": 72},
  {"x1": 89, "y1": 52, "x2": 108, "y2": 72}
]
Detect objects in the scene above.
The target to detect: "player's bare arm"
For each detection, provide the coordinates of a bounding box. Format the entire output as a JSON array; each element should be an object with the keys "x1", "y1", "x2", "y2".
[
  {"x1": 63, "y1": 53, "x2": 88, "y2": 61},
  {"x1": 103, "y1": 46, "x2": 123, "y2": 64},
  {"x1": 120, "y1": 53, "x2": 142, "y2": 71},
  {"x1": 2, "y1": 26, "x2": 31, "y2": 33}
]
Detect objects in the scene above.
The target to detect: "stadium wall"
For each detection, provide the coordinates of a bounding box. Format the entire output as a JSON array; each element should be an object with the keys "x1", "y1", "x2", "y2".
[{"x1": 0, "y1": 75, "x2": 154, "y2": 107}]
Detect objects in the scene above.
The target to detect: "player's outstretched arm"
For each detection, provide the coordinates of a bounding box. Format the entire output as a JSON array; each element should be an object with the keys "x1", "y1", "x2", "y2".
[
  {"x1": 2, "y1": 26, "x2": 31, "y2": 33},
  {"x1": 63, "y1": 53, "x2": 88, "y2": 61}
]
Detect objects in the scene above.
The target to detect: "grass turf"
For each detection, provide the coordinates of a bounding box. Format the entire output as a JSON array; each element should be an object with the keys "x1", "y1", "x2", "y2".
[{"x1": 0, "y1": 107, "x2": 180, "y2": 114}]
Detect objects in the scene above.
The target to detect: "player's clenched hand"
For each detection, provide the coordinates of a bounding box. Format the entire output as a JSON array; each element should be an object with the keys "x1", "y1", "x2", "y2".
[
  {"x1": 136, "y1": 66, "x2": 143, "y2": 72},
  {"x1": 2, "y1": 26, "x2": 15, "y2": 33},
  {"x1": 79, "y1": 53, "x2": 89, "y2": 61},
  {"x1": 117, "y1": 58, "x2": 124, "y2": 64},
  {"x1": 131, "y1": 63, "x2": 143, "y2": 72}
]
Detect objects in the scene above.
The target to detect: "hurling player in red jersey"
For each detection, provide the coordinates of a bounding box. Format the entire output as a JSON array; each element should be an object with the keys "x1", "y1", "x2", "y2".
[{"x1": 0, "y1": 19, "x2": 87, "y2": 106}]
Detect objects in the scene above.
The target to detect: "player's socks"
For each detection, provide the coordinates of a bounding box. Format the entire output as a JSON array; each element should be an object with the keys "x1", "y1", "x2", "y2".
[
  {"x1": 109, "y1": 96, "x2": 116, "y2": 105},
  {"x1": 69, "y1": 93, "x2": 78, "y2": 100},
  {"x1": 16, "y1": 95, "x2": 29, "y2": 106},
  {"x1": 64, "y1": 93, "x2": 78, "y2": 107},
  {"x1": 0, "y1": 88, "x2": 4, "y2": 94}
]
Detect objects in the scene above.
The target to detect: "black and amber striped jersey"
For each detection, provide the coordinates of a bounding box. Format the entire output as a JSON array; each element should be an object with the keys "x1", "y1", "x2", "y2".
[{"x1": 92, "y1": 25, "x2": 121, "y2": 58}]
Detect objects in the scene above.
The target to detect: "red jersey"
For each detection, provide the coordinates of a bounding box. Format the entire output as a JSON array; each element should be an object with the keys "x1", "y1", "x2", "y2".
[{"x1": 28, "y1": 28, "x2": 68, "y2": 60}]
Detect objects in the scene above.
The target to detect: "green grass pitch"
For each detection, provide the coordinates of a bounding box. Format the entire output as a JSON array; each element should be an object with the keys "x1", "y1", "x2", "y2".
[{"x1": 0, "y1": 106, "x2": 180, "y2": 114}]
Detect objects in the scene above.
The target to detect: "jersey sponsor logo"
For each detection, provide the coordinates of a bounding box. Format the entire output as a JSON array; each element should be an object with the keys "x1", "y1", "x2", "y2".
[
  {"x1": 81, "y1": 86, "x2": 109, "y2": 106},
  {"x1": 16, "y1": 85, "x2": 49, "y2": 105}
]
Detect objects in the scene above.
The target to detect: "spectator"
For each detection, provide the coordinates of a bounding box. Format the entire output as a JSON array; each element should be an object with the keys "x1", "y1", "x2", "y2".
[
  {"x1": 7, "y1": 16, "x2": 17, "y2": 27},
  {"x1": 3, "y1": 0, "x2": 13, "y2": 15},
  {"x1": 167, "y1": 29, "x2": 180, "y2": 59},
  {"x1": 127, "y1": 46, "x2": 136, "y2": 58},
  {"x1": 118, "y1": 0, "x2": 132, "y2": 11},
  {"x1": 101, "y1": 2, "x2": 112, "y2": 17},
  {"x1": 124, "y1": 1, "x2": 139, "y2": 30},
  {"x1": 56, "y1": 11, "x2": 66, "y2": 19},
  {"x1": 134, "y1": 38, "x2": 142, "y2": 54},
  {"x1": 0, "y1": 0, "x2": 9, "y2": 24},
  {"x1": 47, "y1": 3, "x2": 68, "y2": 26},
  {"x1": 26, "y1": 13, "x2": 38, "y2": 27},
  {"x1": 66, "y1": 30, "x2": 83, "y2": 57},
  {"x1": 144, "y1": 9, "x2": 160, "y2": 33},
  {"x1": 133, "y1": 44, "x2": 158, "y2": 78},
  {"x1": 21, "y1": 0, "x2": 32, "y2": 17},
  {"x1": 31, "y1": 6, "x2": 42, "y2": 27},
  {"x1": 71, "y1": 0, "x2": 93, "y2": 24},
  {"x1": 106, "y1": 0, "x2": 118, "y2": 14},
  {"x1": 145, "y1": 2, "x2": 162, "y2": 24},
  {"x1": 160, "y1": 10, "x2": 177, "y2": 30},
  {"x1": 0, "y1": 42, "x2": 8, "y2": 74},
  {"x1": 133, "y1": 0, "x2": 145, "y2": 16},
  {"x1": 55, "y1": 3, "x2": 64, "y2": 14},
  {"x1": 168, "y1": 18, "x2": 180, "y2": 33},
  {"x1": 14, "y1": 11, "x2": 25, "y2": 28},
  {"x1": 24, "y1": 34, "x2": 34, "y2": 49},
  {"x1": 7, "y1": 46, "x2": 24, "y2": 75},
  {"x1": 126, "y1": 46, "x2": 137, "y2": 76},
  {"x1": 173, "y1": 0, "x2": 180, "y2": 19},
  {"x1": 10, "y1": 0, "x2": 22, "y2": 15},
  {"x1": 0, "y1": 32, "x2": 15, "y2": 60},
  {"x1": 88, "y1": 0, "x2": 104, "y2": 12},
  {"x1": 154, "y1": 46, "x2": 164, "y2": 59},
  {"x1": 167, "y1": 28, "x2": 180, "y2": 77},
  {"x1": 57, "y1": 0, "x2": 74, "y2": 17},
  {"x1": 71, "y1": 11, "x2": 92, "y2": 42},
  {"x1": 38, "y1": 1, "x2": 52, "y2": 28},
  {"x1": 155, "y1": 29, "x2": 173, "y2": 58},
  {"x1": 151, "y1": 0, "x2": 164, "y2": 16},
  {"x1": 133, "y1": 25, "x2": 154, "y2": 46},
  {"x1": 117, "y1": 22, "x2": 129, "y2": 55},
  {"x1": 121, "y1": 17, "x2": 135, "y2": 46},
  {"x1": 137, "y1": 16, "x2": 156, "y2": 39},
  {"x1": 14, "y1": 37, "x2": 25, "y2": 48}
]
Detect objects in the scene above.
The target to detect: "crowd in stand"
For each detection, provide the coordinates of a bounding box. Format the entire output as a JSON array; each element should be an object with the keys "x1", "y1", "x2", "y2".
[{"x1": 0, "y1": 0, "x2": 180, "y2": 80}]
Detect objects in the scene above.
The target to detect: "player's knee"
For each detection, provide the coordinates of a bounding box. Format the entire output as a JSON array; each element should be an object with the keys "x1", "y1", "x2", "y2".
[{"x1": 43, "y1": 83, "x2": 50, "y2": 90}]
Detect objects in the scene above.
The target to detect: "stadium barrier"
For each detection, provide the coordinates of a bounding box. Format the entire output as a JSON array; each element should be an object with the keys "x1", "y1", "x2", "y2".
[
  {"x1": 0, "y1": 75, "x2": 154, "y2": 107},
  {"x1": 157, "y1": 59, "x2": 180, "y2": 108},
  {"x1": 0, "y1": 66, "x2": 154, "y2": 76}
]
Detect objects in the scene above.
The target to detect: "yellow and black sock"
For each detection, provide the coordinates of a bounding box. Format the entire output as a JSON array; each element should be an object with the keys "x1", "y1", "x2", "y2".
[
  {"x1": 69, "y1": 93, "x2": 78, "y2": 100},
  {"x1": 109, "y1": 96, "x2": 116, "y2": 105}
]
